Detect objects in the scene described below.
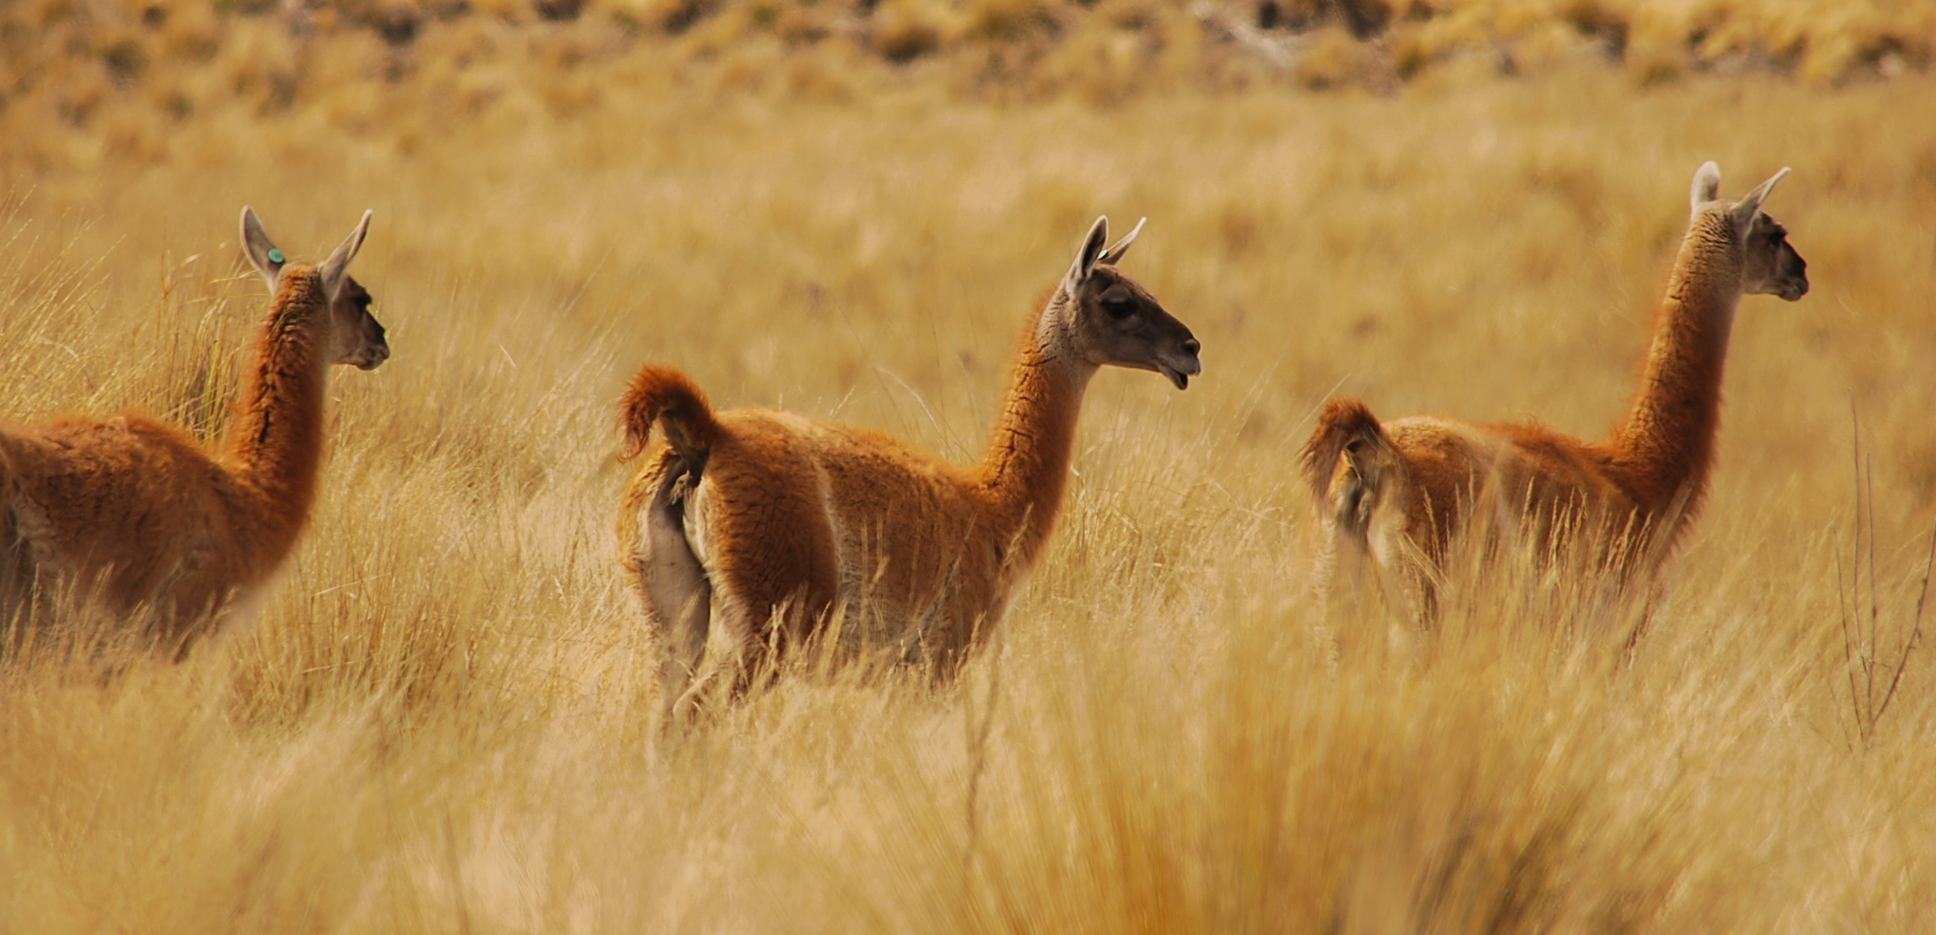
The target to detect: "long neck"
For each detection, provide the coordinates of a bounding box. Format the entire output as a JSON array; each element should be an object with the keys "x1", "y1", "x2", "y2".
[
  {"x1": 1605, "y1": 212, "x2": 1743, "y2": 517},
  {"x1": 974, "y1": 294, "x2": 1096, "y2": 572},
  {"x1": 221, "y1": 268, "x2": 332, "y2": 550}
]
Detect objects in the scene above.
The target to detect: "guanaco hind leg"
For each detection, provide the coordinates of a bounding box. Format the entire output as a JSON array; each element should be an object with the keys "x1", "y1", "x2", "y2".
[{"x1": 634, "y1": 455, "x2": 713, "y2": 728}]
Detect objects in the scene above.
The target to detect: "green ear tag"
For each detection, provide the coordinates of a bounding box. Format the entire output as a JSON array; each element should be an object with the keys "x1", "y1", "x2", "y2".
[{"x1": 267, "y1": 249, "x2": 285, "y2": 264}]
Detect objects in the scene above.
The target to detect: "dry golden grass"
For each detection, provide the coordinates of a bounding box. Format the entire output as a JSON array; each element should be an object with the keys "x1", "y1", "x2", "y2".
[
  {"x1": 4, "y1": 0, "x2": 1934, "y2": 150},
  {"x1": 5, "y1": 6, "x2": 1936, "y2": 930}
]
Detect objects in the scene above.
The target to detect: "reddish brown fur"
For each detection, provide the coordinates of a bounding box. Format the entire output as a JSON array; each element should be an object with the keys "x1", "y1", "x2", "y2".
[
  {"x1": 1300, "y1": 399, "x2": 1388, "y2": 508},
  {"x1": 619, "y1": 217, "x2": 1201, "y2": 722},
  {"x1": 619, "y1": 366, "x2": 722, "y2": 464},
  {"x1": 1301, "y1": 164, "x2": 1808, "y2": 599},
  {"x1": 0, "y1": 212, "x2": 386, "y2": 654}
]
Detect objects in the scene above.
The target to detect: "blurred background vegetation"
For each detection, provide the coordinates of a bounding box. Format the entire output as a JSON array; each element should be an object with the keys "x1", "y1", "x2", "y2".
[{"x1": 4, "y1": 0, "x2": 1933, "y2": 177}]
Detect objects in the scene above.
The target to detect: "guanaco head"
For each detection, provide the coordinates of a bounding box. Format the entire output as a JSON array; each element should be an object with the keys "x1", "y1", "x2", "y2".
[
  {"x1": 1059, "y1": 216, "x2": 1202, "y2": 389},
  {"x1": 240, "y1": 207, "x2": 390, "y2": 370},
  {"x1": 1690, "y1": 163, "x2": 1809, "y2": 303}
]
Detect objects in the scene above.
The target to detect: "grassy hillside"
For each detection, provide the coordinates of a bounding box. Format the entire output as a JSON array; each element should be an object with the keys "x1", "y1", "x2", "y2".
[
  {"x1": 5, "y1": 0, "x2": 1934, "y2": 161},
  {"x1": 4, "y1": 4, "x2": 1936, "y2": 931}
]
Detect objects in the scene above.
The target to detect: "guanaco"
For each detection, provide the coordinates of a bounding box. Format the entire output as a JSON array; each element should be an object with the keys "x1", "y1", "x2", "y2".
[
  {"x1": 619, "y1": 216, "x2": 1202, "y2": 721},
  {"x1": 1, "y1": 208, "x2": 388, "y2": 655},
  {"x1": 1301, "y1": 162, "x2": 1807, "y2": 609}
]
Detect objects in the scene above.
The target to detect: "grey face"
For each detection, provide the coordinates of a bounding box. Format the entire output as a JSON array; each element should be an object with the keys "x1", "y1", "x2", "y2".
[
  {"x1": 1073, "y1": 265, "x2": 1202, "y2": 389},
  {"x1": 331, "y1": 276, "x2": 390, "y2": 370},
  {"x1": 1743, "y1": 212, "x2": 1808, "y2": 302},
  {"x1": 242, "y1": 206, "x2": 383, "y2": 370}
]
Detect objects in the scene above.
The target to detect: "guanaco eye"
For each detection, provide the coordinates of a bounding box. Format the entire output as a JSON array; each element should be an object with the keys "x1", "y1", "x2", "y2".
[{"x1": 1102, "y1": 297, "x2": 1136, "y2": 320}]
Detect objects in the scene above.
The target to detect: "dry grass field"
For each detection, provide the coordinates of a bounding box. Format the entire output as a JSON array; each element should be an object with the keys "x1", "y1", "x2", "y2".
[{"x1": 4, "y1": 1, "x2": 1936, "y2": 931}]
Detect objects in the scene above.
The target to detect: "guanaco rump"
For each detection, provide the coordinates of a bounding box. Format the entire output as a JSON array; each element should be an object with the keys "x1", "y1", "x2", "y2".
[
  {"x1": 619, "y1": 216, "x2": 1202, "y2": 720},
  {"x1": 1301, "y1": 162, "x2": 1807, "y2": 608},
  {"x1": 0, "y1": 208, "x2": 388, "y2": 656}
]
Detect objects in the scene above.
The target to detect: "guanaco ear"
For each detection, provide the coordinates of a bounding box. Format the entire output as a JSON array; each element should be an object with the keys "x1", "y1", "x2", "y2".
[
  {"x1": 1729, "y1": 167, "x2": 1789, "y2": 233},
  {"x1": 316, "y1": 210, "x2": 373, "y2": 303},
  {"x1": 1689, "y1": 161, "x2": 1723, "y2": 214},
  {"x1": 1096, "y1": 216, "x2": 1146, "y2": 266},
  {"x1": 240, "y1": 206, "x2": 286, "y2": 291},
  {"x1": 1063, "y1": 215, "x2": 1110, "y2": 297}
]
